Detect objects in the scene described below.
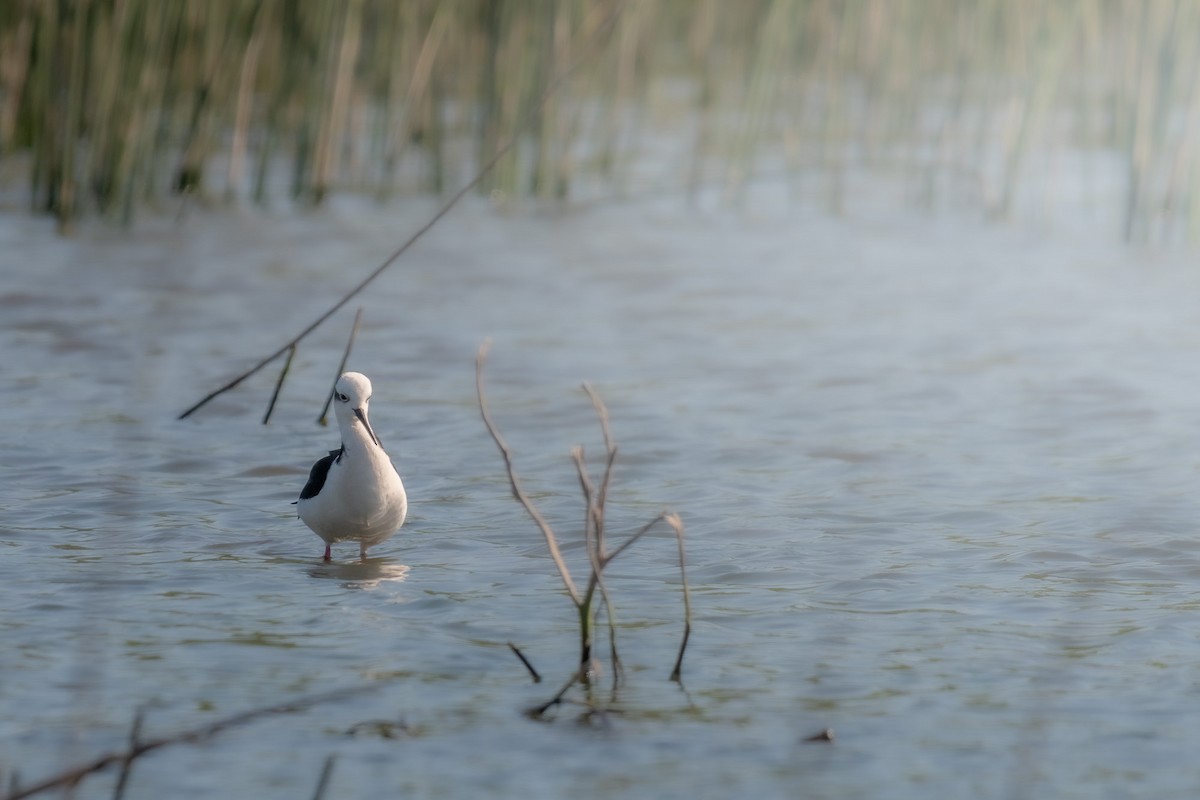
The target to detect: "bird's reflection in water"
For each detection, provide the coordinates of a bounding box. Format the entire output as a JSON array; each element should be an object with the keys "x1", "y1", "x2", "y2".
[{"x1": 307, "y1": 558, "x2": 410, "y2": 589}]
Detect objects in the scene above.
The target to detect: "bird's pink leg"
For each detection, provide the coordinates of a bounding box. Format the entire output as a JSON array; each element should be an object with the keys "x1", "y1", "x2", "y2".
[{"x1": 323, "y1": 544, "x2": 332, "y2": 562}]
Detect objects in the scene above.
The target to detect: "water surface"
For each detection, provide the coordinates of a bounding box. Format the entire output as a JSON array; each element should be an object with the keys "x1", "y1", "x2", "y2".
[{"x1": 4, "y1": 191, "x2": 1200, "y2": 798}]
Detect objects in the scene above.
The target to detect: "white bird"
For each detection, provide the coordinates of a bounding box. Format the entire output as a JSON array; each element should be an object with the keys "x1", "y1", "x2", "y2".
[{"x1": 296, "y1": 372, "x2": 407, "y2": 561}]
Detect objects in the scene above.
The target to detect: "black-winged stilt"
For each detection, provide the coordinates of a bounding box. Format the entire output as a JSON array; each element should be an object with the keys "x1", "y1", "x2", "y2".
[{"x1": 296, "y1": 372, "x2": 407, "y2": 561}]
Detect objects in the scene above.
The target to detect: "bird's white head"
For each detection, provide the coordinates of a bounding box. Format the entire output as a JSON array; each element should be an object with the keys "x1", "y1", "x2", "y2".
[{"x1": 333, "y1": 371, "x2": 381, "y2": 447}]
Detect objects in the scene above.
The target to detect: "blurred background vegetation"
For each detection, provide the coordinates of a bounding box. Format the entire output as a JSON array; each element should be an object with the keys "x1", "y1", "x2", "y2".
[{"x1": 0, "y1": 0, "x2": 1197, "y2": 242}]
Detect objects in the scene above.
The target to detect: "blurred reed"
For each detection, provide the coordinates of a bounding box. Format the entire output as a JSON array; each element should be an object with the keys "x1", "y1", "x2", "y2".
[{"x1": 2, "y1": 0, "x2": 1200, "y2": 241}]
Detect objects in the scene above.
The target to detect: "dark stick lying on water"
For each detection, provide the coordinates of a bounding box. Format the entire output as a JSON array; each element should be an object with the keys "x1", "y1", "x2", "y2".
[
  {"x1": 310, "y1": 754, "x2": 337, "y2": 800},
  {"x1": 2, "y1": 686, "x2": 374, "y2": 800},
  {"x1": 261, "y1": 343, "x2": 296, "y2": 425},
  {"x1": 508, "y1": 642, "x2": 542, "y2": 683},
  {"x1": 177, "y1": 1, "x2": 626, "y2": 421}
]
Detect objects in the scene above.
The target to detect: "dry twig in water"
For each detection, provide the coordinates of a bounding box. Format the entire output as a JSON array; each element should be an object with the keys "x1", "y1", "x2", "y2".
[
  {"x1": 475, "y1": 341, "x2": 691, "y2": 712},
  {"x1": 476, "y1": 340, "x2": 581, "y2": 607},
  {"x1": 666, "y1": 512, "x2": 691, "y2": 682}
]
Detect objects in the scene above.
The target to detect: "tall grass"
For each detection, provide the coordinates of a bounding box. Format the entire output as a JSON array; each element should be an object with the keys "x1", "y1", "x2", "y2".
[{"x1": 2, "y1": 0, "x2": 1199, "y2": 241}]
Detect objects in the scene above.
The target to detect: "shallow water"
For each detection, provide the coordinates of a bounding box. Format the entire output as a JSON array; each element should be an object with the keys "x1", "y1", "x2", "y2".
[{"x1": 5, "y1": 188, "x2": 1200, "y2": 798}]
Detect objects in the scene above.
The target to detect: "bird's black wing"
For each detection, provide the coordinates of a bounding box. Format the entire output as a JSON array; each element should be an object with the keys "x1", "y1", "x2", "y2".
[{"x1": 297, "y1": 447, "x2": 344, "y2": 501}]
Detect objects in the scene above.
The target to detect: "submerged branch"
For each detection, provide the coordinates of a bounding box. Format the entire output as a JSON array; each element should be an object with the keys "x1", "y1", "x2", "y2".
[
  {"x1": 3, "y1": 685, "x2": 374, "y2": 800},
  {"x1": 476, "y1": 341, "x2": 581, "y2": 606},
  {"x1": 528, "y1": 669, "x2": 586, "y2": 718}
]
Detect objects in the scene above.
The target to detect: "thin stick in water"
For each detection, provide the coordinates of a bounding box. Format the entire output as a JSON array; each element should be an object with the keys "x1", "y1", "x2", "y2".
[
  {"x1": 665, "y1": 512, "x2": 692, "y2": 683},
  {"x1": 582, "y1": 382, "x2": 618, "y2": 551},
  {"x1": 508, "y1": 642, "x2": 542, "y2": 683},
  {"x1": 318, "y1": 307, "x2": 364, "y2": 426},
  {"x1": 529, "y1": 668, "x2": 585, "y2": 718},
  {"x1": 310, "y1": 754, "x2": 337, "y2": 800},
  {"x1": 110, "y1": 708, "x2": 145, "y2": 800},
  {"x1": 262, "y1": 344, "x2": 296, "y2": 425},
  {"x1": 572, "y1": 446, "x2": 622, "y2": 684}
]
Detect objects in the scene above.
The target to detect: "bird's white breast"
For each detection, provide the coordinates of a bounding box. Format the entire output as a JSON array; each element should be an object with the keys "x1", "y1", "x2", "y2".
[{"x1": 298, "y1": 447, "x2": 407, "y2": 545}]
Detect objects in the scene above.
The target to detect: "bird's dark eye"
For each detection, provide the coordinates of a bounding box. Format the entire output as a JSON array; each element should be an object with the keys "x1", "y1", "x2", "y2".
[{"x1": 336, "y1": 392, "x2": 349, "y2": 402}]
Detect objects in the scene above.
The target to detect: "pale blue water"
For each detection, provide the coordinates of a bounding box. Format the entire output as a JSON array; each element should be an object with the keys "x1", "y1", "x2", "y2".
[{"x1": 5, "y1": 188, "x2": 1200, "y2": 798}]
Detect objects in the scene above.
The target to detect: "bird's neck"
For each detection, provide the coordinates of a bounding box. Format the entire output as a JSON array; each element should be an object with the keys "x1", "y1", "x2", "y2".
[{"x1": 339, "y1": 421, "x2": 379, "y2": 456}]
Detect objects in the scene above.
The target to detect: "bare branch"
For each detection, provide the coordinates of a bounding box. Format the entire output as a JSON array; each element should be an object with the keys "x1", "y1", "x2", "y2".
[
  {"x1": 571, "y1": 445, "x2": 598, "y2": 552},
  {"x1": 596, "y1": 592, "x2": 624, "y2": 689},
  {"x1": 573, "y1": 447, "x2": 622, "y2": 684},
  {"x1": 476, "y1": 341, "x2": 581, "y2": 606},
  {"x1": 665, "y1": 512, "x2": 692, "y2": 682},
  {"x1": 581, "y1": 383, "x2": 615, "y2": 454},
  {"x1": 581, "y1": 382, "x2": 618, "y2": 550}
]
